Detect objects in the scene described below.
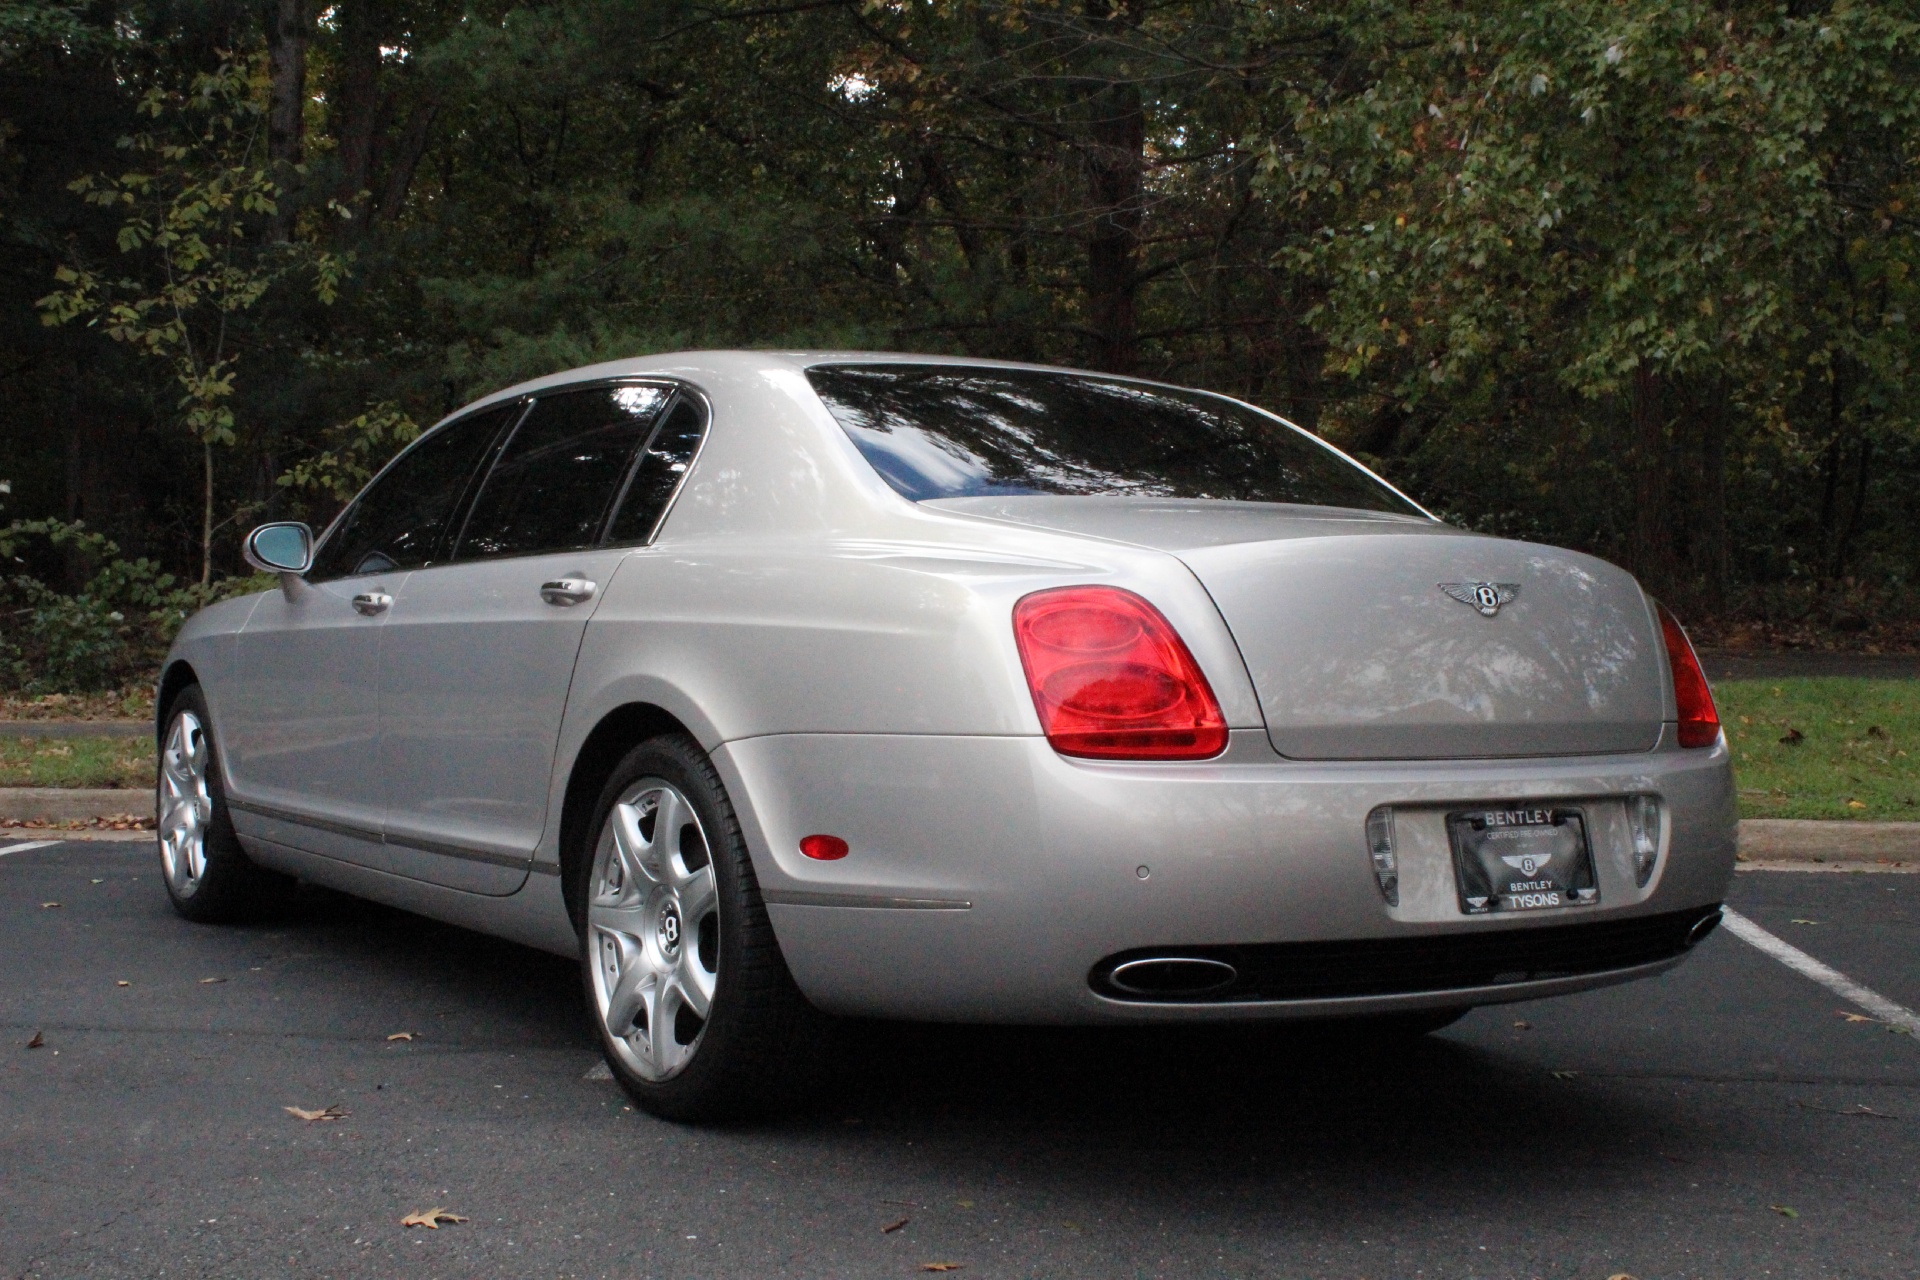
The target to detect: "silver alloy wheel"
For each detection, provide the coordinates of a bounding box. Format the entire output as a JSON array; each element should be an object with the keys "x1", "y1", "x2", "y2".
[
  {"x1": 158, "y1": 709, "x2": 214, "y2": 897},
  {"x1": 588, "y1": 778, "x2": 720, "y2": 1081}
]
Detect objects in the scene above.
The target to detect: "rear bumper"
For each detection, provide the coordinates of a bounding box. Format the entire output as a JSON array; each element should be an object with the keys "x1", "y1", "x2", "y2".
[{"x1": 717, "y1": 728, "x2": 1738, "y2": 1022}]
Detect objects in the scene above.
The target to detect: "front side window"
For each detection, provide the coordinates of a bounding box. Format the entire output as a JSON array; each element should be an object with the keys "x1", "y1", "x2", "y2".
[
  {"x1": 454, "y1": 384, "x2": 669, "y2": 561},
  {"x1": 308, "y1": 402, "x2": 520, "y2": 581},
  {"x1": 808, "y1": 364, "x2": 1423, "y2": 516}
]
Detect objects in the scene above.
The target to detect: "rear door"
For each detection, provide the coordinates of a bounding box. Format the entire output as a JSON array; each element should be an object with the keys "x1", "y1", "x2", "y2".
[
  {"x1": 222, "y1": 403, "x2": 517, "y2": 864},
  {"x1": 374, "y1": 382, "x2": 705, "y2": 893}
]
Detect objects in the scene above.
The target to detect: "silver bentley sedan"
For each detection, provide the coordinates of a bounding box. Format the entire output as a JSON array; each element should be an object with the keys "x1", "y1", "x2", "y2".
[{"x1": 156, "y1": 351, "x2": 1736, "y2": 1120}]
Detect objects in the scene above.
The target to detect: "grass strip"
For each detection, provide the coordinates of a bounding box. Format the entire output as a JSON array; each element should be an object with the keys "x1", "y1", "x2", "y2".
[
  {"x1": 1718, "y1": 678, "x2": 1918, "y2": 821},
  {"x1": 0, "y1": 735, "x2": 156, "y2": 790}
]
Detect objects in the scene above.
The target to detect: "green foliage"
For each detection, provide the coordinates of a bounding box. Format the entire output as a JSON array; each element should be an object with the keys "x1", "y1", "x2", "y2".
[
  {"x1": 0, "y1": 519, "x2": 265, "y2": 693},
  {"x1": 34, "y1": 54, "x2": 347, "y2": 584},
  {"x1": 1274, "y1": 0, "x2": 1920, "y2": 608},
  {"x1": 277, "y1": 402, "x2": 420, "y2": 502}
]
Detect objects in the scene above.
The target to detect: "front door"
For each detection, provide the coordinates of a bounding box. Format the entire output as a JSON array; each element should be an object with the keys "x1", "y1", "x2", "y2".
[
  {"x1": 222, "y1": 400, "x2": 520, "y2": 867},
  {"x1": 221, "y1": 574, "x2": 399, "y2": 863},
  {"x1": 376, "y1": 382, "x2": 679, "y2": 893}
]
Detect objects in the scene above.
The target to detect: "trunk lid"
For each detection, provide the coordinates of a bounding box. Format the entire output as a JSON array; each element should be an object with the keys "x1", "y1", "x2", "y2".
[{"x1": 928, "y1": 497, "x2": 1666, "y2": 760}]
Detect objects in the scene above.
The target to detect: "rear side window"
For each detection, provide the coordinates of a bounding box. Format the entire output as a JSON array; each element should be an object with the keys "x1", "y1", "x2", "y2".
[
  {"x1": 808, "y1": 364, "x2": 1422, "y2": 515},
  {"x1": 454, "y1": 384, "x2": 669, "y2": 561},
  {"x1": 604, "y1": 395, "x2": 707, "y2": 545},
  {"x1": 309, "y1": 402, "x2": 519, "y2": 580}
]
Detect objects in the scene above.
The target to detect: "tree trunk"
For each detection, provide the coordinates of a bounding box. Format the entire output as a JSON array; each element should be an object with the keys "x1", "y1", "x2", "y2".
[
  {"x1": 377, "y1": 101, "x2": 438, "y2": 223},
  {"x1": 264, "y1": 0, "x2": 309, "y2": 242},
  {"x1": 1629, "y1": 363, "x2": 1674, "y2": 592},
  {"x1": 200, "y1": 440, "x2": 214, "y2": 588},
  {"x1": 1695, "y1": 385, "x2": 1729, "y2": 612},
  {"x1": 1084, "y1": 76, "x2": 1144, "y2": 374},
  {"x1": 333, "y1": 0, "x2": 384, "y2": 216}
]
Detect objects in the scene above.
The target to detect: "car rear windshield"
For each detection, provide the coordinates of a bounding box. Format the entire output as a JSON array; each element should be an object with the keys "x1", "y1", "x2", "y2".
[{"x1": 807, "y1": 364, "x2": 1423, "y2": 514}]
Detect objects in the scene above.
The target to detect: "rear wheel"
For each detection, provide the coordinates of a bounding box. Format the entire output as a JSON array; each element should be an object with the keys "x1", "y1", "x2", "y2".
[
  {"x1": 577, "y1": 735, "x2": 824, "y2": 1122},
  {"x1": 157, "y1": 686, "x2": 286, "y2": 922}
]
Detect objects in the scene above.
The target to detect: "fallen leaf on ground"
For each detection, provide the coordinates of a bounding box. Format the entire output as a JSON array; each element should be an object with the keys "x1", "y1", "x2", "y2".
[
  {"x1": 1779, "y1": 728, "x2": 1805, "y2": 745},
  {"x1": 1550, "y1": 1069, "x2": 1578, "y2": 1080},
  {"x1": 1791, "y1": 1099, "x2": 1896, "y2": 1119},
  {"x1": 198, "y1": 977, "x2": 227, "y2": 984},
  {"x1": 40, "y1": 901, "x2": 60, "y2": 909},
  {"x1": 1847, "y1": 800, "x2": 1867, "y2": 810},
  {"x1": 1512, "y1": 1020, "x2": 1531, "y2": 1029},
  {"x1": 1769, "y1": 1204, "x2": 1798, "y2": 1218},
  {"x1": 882, "y1": 1217, "x2": 909, "y2": 1233},
  {"x1": 920, "y1": 1266, "x2": 963, "y2": 1273},
  {"x1": 387, "y1": 1032, "x2": 416, "y2": 1041},
  {"x1": 285, "y1": 1104, "x2": 348, "y2": 1123},
  {"x1": 26, "y1": 1031, "x2": 44, "y2": 1049},
  {"x1": 401, "y1": 1208, "x2": 467, "y2": 1229},
  {"x1": 1837, "y1": 1011, "x2": 1881, "y2": 1024}
]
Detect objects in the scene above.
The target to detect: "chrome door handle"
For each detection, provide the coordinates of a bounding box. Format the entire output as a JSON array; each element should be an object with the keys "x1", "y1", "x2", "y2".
[
  {"x1": 539, "y1": 578, "x2": 598, "y2": 606},
  {"x1": 351, "y1": 591, "x2": 392, "y2": 616}
]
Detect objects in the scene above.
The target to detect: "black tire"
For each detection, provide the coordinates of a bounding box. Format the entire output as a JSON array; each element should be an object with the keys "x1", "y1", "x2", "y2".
[
  {"x1": 574, "y1": 734, "x2": 826, "y2": 1122},
  {"x1": 156, "y1": 685, "x2": 288, "y2": 923}
]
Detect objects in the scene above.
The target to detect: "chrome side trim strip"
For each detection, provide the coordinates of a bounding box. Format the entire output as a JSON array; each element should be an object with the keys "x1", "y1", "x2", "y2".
[
  {"x1": 226, "y1": 798, "x2": 380, "y2": 845},
  {"x1": 228, "y1": 798, "x2": 545, "y2": 872},
  {"x1": 763, "y1": 889, "x2": 972, "y2": 911},
  {"x1": 386, "y1": 832, "x2": 529, "y2": 870}
]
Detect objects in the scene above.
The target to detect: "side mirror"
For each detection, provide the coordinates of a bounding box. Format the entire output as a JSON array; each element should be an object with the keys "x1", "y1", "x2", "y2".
[{"x1": 243, "y1": 522, "x2": 314, "y2": 575}]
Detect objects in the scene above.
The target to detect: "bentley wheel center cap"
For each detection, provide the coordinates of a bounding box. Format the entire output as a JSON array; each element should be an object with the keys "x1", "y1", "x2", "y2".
[{"x1": 658, "y1": 903, "x2": 682, "y2": 954}]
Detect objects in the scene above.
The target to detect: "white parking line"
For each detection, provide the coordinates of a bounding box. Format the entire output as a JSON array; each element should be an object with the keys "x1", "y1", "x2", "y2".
[
  {"x1": 0, "y1": 840, "x2": 61, "y2": 856},
  {"x1": 1722, "y1": 908, "x2": 1920, "y2": 1038}
]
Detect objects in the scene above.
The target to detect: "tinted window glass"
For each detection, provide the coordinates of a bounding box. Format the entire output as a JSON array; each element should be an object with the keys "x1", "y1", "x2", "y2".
[
  {"x1": 455, "y1": 384, "x2": 668, "y2": 560},
  {"x1": 605, "y1": 396, "x2": 707, "y2": 544},
  {"x1": 309, "y1": 403, "x2": 518, "y2": 580},
  {"x1": 808, "y1": 364, "x2": 1422, "y2": 515}
]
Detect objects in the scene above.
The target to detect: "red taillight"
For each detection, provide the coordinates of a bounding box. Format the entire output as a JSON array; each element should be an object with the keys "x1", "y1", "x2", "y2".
[
  {"x1": 1012, "y1": 586, "x2": 1228, "y2": 760},
  {"x1": 1657, "y1": 602, "x2": 1720, "y2": 749}
]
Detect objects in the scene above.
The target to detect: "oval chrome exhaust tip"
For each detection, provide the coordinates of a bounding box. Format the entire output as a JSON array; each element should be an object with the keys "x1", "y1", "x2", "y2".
[
  {"x1": 1685, "y1": 908, "x2": 1724, "y2": 947},
  {"x1": 1107, "y1": 956, "x2": 1238, "y2": 997}
]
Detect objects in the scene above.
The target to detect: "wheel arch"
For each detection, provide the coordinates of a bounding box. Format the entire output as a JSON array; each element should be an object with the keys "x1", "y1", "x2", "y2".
[
  {"x1": 558, "y1": 702, "x2": 698, "y2": 932},
  {"x1": 156, "y1": 660, "x2": 201, "y2": 746}
]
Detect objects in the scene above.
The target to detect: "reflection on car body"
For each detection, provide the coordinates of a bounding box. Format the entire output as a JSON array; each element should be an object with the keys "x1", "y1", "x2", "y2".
[{"x1": 155, "y1": 351, "x2": 1737, "y2": 1121}]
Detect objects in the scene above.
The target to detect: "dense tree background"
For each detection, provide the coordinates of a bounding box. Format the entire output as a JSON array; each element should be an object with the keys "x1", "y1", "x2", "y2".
[{"x1": 2, "y1": 0, "x2": 1917, "y2": 685}]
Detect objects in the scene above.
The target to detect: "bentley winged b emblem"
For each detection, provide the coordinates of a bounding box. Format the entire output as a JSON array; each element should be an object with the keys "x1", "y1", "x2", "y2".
[{"x1": 1440, "y1": 581, "x2": 1520, "y2": 617}]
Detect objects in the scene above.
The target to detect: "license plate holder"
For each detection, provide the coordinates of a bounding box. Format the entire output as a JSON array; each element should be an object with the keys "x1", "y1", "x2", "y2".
[{"x1": 1447, "y1": 805, "x2": 1598, "y2": 915}]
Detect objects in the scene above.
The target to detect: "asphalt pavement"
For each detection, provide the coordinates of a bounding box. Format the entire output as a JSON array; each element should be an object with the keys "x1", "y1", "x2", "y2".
[{"x1": 3, "y1": 838, "x2": 1917, "y2": 1280}]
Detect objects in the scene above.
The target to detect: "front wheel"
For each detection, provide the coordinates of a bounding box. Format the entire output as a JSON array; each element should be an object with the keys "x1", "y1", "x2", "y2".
[
  {"x1": 577, "y1": 735, "x2": 825, "y2": 1122},
  {"x1": 157, "y1": 685, "x2": 286, "y2": 922}
]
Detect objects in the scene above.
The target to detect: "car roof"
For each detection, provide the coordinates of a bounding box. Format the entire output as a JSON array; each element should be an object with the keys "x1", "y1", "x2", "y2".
[{"x1": 446, "y1": 350, "x2": 1163, "y2": 424}]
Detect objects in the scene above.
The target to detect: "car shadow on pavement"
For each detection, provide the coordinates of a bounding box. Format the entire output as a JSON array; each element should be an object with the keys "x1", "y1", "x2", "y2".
[
  {"x1": 233, "y1": 887, "x2": 1697, "y2": 1194},
  {"x1": 809, "y1": 1018, "x2": 1696, "y2": 1193}
]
